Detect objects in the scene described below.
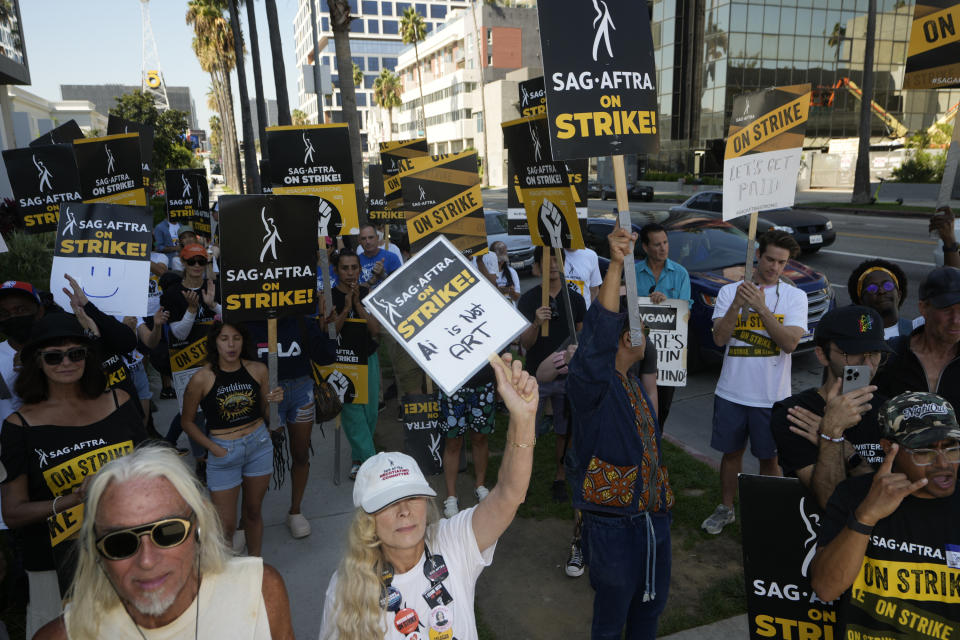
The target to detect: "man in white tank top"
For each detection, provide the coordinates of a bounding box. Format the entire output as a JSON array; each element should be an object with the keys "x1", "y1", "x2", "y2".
[{"x1": 33, "y1": 445, "x2": 294, "y2": 640}]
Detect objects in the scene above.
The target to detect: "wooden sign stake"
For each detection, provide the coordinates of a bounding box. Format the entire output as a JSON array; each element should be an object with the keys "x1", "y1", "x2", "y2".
[
  {"x1": 318, "y1": 235, "x2": 336, "y2": 338},
  {"x1": 553, "y1": 248, "x2": 578, "y2": 344},
  {"x1": 333, "y1": 415, "x2": 341, "y2": 486},
  {"x1": 267, "y1": 313, "x2": 280, "y2": 430},
  {"x1": 540, "y1": 248, "x2": 551, "y2": 337},
  {"x1": 612, "y1": 155, "x2": 643, "y2": 346},
  {"x1": 739, "y1": 210, "x2": 759, "y2": 322}
]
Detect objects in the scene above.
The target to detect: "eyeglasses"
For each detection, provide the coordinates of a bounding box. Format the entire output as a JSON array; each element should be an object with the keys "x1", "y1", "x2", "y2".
[
  {"x1": 904, "y1": 443, "x2": 960, "y2": 467},
  {"x1": 38, "y1": 346, "x2": 88, "y2": 366},
  {"x1": 864, "y1": 280, "x2": 896, "y2": 295},
  {"x1": 95, "y1": 517, "x2": 194, "y2": 560},
  {"x1": 830, "y1": 347, "x2": 888, "y2": 366},
  {"x1": 185, "y1": 257, "x2": 208, "y2": 266}
]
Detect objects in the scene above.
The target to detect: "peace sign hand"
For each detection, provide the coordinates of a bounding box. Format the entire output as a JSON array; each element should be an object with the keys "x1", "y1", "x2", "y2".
[{"x1": 855, "y1": 444, "x2": 927, "y2": 527}]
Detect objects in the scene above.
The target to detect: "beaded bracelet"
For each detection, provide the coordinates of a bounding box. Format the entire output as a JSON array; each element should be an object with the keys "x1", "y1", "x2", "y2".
[{"x1": 819, "y1": 433, "x2": 844, "y2": 443}]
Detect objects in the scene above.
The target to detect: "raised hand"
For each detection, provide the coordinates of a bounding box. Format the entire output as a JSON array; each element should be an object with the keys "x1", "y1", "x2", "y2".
[
  {"x1": 540, "y1": 200, "x2": 564, "y2": 247},
  {"x1": 372, "y1": 257, "x2": 386, "y2": 281},
  {"x1": 856, "y1": 444, "x2": 927, "y2": 526},
  {"x1": 201, "y1": 279, "x2": 216, "y2": 308},
  {"x1": 821, "y1": 377, "x2": 875, "y2": 439},
  {"x1": 62, "y1": 273, "x2": 89, "y2": 312},
  {"x1": 489, "y1": 352, "x2": 538, "y2": 421},
  {"x1": 153, "y1": 306, "x2": 170, "y2": 327},
  {"x1": 183, "y1": 289, "x2": 200, "y2": 313}
]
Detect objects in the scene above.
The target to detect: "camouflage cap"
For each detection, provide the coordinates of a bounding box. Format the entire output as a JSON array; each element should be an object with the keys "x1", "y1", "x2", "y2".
[{"x1": 880, "y1": 392, "x2": 960, "y2": 449}]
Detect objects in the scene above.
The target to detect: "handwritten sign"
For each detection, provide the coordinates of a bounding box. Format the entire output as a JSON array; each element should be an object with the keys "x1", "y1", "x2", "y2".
[
  {"x1": 363, "y1": 235, "x2": 528, "y2": 395},
  {"x1": 637, "y1": 297, "x2": 689, "y2": 387}
]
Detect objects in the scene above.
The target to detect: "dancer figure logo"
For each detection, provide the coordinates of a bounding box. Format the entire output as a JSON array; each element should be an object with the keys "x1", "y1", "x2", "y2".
[
  {"x1": 419, "y1": 185, "x2": 427, "y2": 201},
  {"x1": 371, "y1": 295, "x2": 403, "y2": 325},
  {"x1": 34, "y1": 155, "x2": 53, "y2": 192},
  {"x1": 591, "y1": 0, "x2": 615, "y2": 62},
  {"x1": 62, "y1": 207, "x2": 77, "y2": 236},
  {"x1": 105, "y1": 145, "x2": 116, "y2": 174},
  {"x1": 303, "y1": 132, "x2": 315, "y2": 165},
  {"x1": 181, "y1": 174, "x2": 192, "y2": 198},
  {"x1": 259, "y1": 207, "x2": 282, "y2": 262},
  {"x1": 529, "y1": 121, "x2": 543, "y2": 162}
]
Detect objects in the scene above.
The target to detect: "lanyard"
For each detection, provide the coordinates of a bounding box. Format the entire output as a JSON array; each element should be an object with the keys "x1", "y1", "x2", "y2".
[{"x1": 379, "y1": 544, "x2": 454, "y2": 638}]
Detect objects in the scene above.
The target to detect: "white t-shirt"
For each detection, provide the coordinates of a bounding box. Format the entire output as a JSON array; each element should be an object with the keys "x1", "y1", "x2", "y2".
[
  {"x1": 0, "y1": 340, "x2": 21, "y2": 423},
  {"x1": 713, "y1": 280, "x2": 808, "y2": 408},
  {"x1": 564, "y1": 248, "x2": 602, "y2": 309},
  {"x1": 883, "y1": 324, "x2": 900, "y2": 340},
  {"x1": 319, "y1": 507, "x2": 495, "y2": 640}
]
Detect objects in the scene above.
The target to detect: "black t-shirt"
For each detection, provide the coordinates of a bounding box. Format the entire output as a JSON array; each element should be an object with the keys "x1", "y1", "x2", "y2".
[
  {"x1": 771, "y1": 387, "x2": 887, "y2": 476},
  {"x1": 246, "y1": 315, "x2": 336, "y2": 380},
  {"x1": 517, "y1": 283, "x2": 586, "y2": 375},
  {"x1": 331, "y1": 285, "x2": 378, "y2": 357},
  {"x1": 160, "y1": 279, "x2": 221, "y2": 323},
  {"x1": 0, "y1": 395, "x2": 144, "y2": 571},
  {"x1": 875, "y1": 326, "x2": 960, "y2": 410},
  {"x1": 818, "y1": 473, "x2": 960, "y2": 636}
]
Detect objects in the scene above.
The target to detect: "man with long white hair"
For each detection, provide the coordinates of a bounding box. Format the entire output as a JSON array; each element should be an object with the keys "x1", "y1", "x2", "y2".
[{"x1": 33, "y1": 444, "x2": 294, "y2": 639}]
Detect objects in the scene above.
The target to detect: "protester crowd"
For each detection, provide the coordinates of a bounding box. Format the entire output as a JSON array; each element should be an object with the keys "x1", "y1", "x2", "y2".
[{"x1": 0, "y1": 196, "x2": 957, "y2": 640}]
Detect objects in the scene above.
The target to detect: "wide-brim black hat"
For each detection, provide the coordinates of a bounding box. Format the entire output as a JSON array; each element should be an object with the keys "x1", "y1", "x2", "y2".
[{"x1": 20, "y1": 312, "x2": 90, "y2": 358}]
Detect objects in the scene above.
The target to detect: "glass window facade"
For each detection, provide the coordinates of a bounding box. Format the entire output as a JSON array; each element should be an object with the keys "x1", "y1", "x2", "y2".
[{"x1": 648, "y1": 0, "x2": 960, "y2": 174}]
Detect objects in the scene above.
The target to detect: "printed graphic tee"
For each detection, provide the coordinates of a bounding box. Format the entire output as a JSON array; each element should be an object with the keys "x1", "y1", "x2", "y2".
[
  {"x1": 563, "y1": 248, "x2": 602, "y2": 309},
  {"x1": 819, "y1": 474, "x2": 960, "y2": 637},
  {"x1": 319, "y1": 507, "x2": 496, "y2": 640},
  {"x1": 713, "y1": 280, "x2": 808, "y2": 407}
]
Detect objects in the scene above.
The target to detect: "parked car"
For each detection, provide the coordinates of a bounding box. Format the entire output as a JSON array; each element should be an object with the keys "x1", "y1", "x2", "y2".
[
  {"x1": 595, "y1": 182, "x2": 654, "y2": 202},
  {"x1": 587, "y1": 180, "x2": 609, "y2": 199},
  {"x1": 670, "y1": 190, "x2": 835, "y2": 253},
  {"x1": 485, "y1": 209, "x2": 535, "y2": 273},
  {"x1": 584, "y1": 210, "x2": 835, "y2": 369}
]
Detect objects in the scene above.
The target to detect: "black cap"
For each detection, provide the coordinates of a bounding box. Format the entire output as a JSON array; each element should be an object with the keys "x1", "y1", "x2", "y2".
[
  {"x1": 920, "y1": 267, "x2": 960, "y2": 308},
  {"x1": 20, "y1": 313, "x2": 90, "y2": 357},
  {"x1": 814, "y1": 305, "x2": 893, "y2": 354}
]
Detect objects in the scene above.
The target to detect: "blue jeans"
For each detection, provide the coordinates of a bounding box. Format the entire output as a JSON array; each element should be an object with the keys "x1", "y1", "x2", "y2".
[{"x1": 582, "y1": 510, "x2": 672, "y2": 640}]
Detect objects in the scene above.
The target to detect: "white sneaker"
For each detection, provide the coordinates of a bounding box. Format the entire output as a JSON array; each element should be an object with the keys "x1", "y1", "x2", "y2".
[
  {"x1": 475, "y1": 486, "x2": 490, "y2": 501},
  {"x1": 287, "y1": 512, "x2": 311, "y2": 539},
  {"x1": 701, "y1": 504, "x2": 735, "y2": 535},
  {"x1": 232, "y1": 529, "x2": 247, "y2": 554},
  {"x1": 443, "y1": 496, "x2": 459, "y2": 518}
]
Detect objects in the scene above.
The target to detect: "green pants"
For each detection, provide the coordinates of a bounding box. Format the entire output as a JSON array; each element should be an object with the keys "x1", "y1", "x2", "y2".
[{"x1": 341, "y1": 353, "x2": 380, "y2": 462}]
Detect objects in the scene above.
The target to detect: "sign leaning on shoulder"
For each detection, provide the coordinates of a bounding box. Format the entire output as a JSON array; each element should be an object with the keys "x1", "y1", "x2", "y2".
[
  {"x1": 904, "y1": 1, "x2": 960, "y2": 89},
  {"x1": 166, "y1": 168, "x2": 207, "y2": 224},
  {"x1": 73, "y1": 133, "x2": 146, "y2": 206},
  {"x1": 49, "y1": 202, "x2": 153, "y2": 317},
  {"x1": 637, "y1": 297, "x2": 689, "y2": 387},
  {"x1": 739, "y1": 475, "x2": 838, "y2": 640},
  {"x1": 2, "y1": 144, "x2": 82, "y2": 233},
  {"x1": 537, "y1": 0, "x2": 660, "y2": 160},
  {"x1": 265, "y1": 124, "x2": 359, "y2": 237},
  {"x1": 401, "y1": 150, "x2": 489, "y2": 258},
  {"x1": 722, "y1": 84, "x2": 811, "y2": 221},
  {"x1": 363, "y1": 235, "x2": 529, "y2": 396},
  {"x1": 218, "y1": 195, "x2": 319, "y2": 322}
]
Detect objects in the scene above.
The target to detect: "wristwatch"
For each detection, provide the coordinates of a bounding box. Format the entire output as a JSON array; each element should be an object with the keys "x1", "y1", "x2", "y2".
[{"x1": 943, "y1": 241, "x2": 959, "y2": 253}]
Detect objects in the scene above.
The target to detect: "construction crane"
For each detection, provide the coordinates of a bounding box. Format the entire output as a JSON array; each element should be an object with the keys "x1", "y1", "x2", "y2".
[
  {"x1": 810, "y1": 77, "x2": 908, "y2": 139},
  {"x1": 140, "y1": 0, "x2": 169, "y2": 111},
  {"x1": 927, "y1": 100, "x2": 959, "y2": 139}
]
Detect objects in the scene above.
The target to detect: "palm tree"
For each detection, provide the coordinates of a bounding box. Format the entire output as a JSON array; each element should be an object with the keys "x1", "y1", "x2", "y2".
[
  {"x1": 264, "y1": 0, "x2": 291, "y2": 126},
  {"x1": 373, "y1": 68, "x2": 401, "y2": 142},
  {"x1": 227, "y1": 0, "x2": 259, "y2": 193},
  {"x1": 243, "y1": 0, "x2": 270, "y2": 161},
  {"x1": 291, "y1": 109, "x2": 309, "y2": 126},
  {"x1": 400, "y1": 7, "x2": 427, "y2": 139},
  {"x1": 353, "y1": 63, "x2": 364, "y2": 88},
  {"x1": 326, "y1": 0, "x2": 365, "y2": 210},
  {"x1": 852, "y1": 0, "x2": 877, "y2": 204},
  {"x1": 187, "y1": 0, "x2": 242, "y2": 191}
]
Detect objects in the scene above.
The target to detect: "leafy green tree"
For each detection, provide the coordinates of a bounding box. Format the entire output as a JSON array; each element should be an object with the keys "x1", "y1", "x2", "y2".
[
  {"x1": 291, "y1": 109, "x2": 309, "y2": 126},
  {"x1": 353, "y1": 62, "x2": 363, "y2": 88},
  {"x1": 400, "y1": 7, "x2": 427, "y2": 137},
  {"x1": 372, "y1": 68, "x2": 401, "y2": 142},
  {"x1": 109, "y1": 91, "x2": 193, "y2": 190}
]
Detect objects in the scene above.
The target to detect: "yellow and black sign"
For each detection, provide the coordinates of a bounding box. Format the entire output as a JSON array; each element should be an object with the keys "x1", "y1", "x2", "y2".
[
  {"x1": 45, "y1": 440, "x2": 135, "y2": 546},
  {"x1": 724, "y1": 85, "x2": 811, "y2": 160},
  {"x1": 402, "y1": 392, "x2": 443, "y2": 475},
  {"x1": 312, "y1": 318, "x2": 368, "y2": 404},
  {"x1": 73, "y1": 133, "x2": 146, "y2": 206},
  {"x1": 366, "y1": 164, "x2": 399, "y2": 222},
  {"x1": 906, "y1": 1, "x2": 960, "y2": 88},
  {"x1": 401, "y1": 151, "x2": 488, "y2": 258},
  {"x1": 381, "y1": 138, "x2": 429, "y2": 211},
  {"x1": 165, "y1": 168, "x2": 206, "y2": 224},
  {"x1": 519, "y1": 76, "x2": 547, "y2": 117},
  {"x1": 1, "y1": 143, "x2": 82, "y2": 234},
  {"x1": 265, "y1": 124, "x2": 359, "y2": 236},
  {"x1": 170, "y1": 331, "x2": 208, "y2": 374},
  {"x1": 107, "y1": 116, "x2": 154, "y2": 188}
]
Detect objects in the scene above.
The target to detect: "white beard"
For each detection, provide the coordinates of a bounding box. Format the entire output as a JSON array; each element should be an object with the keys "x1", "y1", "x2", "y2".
[{"x1": 131, "y1": 586, "x2": 180, "y2": 617}]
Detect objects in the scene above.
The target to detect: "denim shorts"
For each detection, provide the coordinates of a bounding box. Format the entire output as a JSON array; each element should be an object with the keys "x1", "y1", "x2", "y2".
[
  {"x1": 710, "y1": 395, "x2": 776, "y2": 459},
  {"x1": 206, "y1": 424, "x2": 273, "y2": 491},
  {"x1": 129, "y1": 362, "x2": 151, "y2": 400},
  {"x1": 278, "y1": 376, "x2": 314, "y2": 426}
]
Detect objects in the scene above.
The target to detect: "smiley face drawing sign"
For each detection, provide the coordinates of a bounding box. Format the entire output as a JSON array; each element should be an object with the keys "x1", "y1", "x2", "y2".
[{"x1": 49, "y1": 202, "x2": 153, "y2": 317}]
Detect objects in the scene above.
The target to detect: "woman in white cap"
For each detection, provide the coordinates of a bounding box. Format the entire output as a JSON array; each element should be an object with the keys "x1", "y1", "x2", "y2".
[{"x1": 319, "y1": 354, "x2": 537, "y2": 640}]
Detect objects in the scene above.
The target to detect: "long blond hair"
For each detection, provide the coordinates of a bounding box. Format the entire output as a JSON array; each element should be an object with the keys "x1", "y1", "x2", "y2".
[
  {"x1": 331, "y1": 500, "x2": 440, "y2": 640},
  {"x1": 65, "y1": 443, "x2": 231, "y2": 640}
]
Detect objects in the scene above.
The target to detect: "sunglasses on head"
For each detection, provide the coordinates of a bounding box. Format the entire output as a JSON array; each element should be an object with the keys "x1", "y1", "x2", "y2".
[
  {"x1": 38, "y1": 346, "x2": 88, "y2": 366},
  {"x1": 864, "y1": 280, "x2": 896, "y2": 295},
  {"x1": 95, "y1": 516, "x2": 194, "y2": 560},
  {"x1": 185, "y1": 257, "x2": 208, "y2": 266}
]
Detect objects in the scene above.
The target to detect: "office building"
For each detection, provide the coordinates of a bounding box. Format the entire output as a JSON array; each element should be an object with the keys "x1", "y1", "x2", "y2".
[{"x1": 60, "y1": 84, "x2": 199, "y2": 129}]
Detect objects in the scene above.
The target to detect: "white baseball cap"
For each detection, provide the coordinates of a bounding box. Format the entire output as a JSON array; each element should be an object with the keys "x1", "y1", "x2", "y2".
[{"x1": 353, "y1": 452, "x2": 437, "y2": 513}]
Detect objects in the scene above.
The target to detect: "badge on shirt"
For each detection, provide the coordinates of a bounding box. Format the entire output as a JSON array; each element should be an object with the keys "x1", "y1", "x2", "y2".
[
  {"x1": 946, "y1": 544, "x2": 960, "y2": 569},
  {"x1": 429, "y1": 605, "x2": 452, "y2": 632},
  {"x1": 423, "y1": 553, "x2": 449, "y2": 584},
  {"x1": 428, "y1": 629, "x2": 453, "y2": 640},
  {"x1": 422, "y1": 582, "x2": 453, "y2": 608},
  {"x1": 394, "y1": 608, "x2": 419, "y2": 635},
  {"x1": 380, "y1": 585, "x2": 402, "y2": 612}
]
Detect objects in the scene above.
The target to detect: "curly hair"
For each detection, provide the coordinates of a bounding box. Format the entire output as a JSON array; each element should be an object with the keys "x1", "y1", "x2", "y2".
[
  {"x1": 329, "y1": 500, "x2": 440, "y2": 640},
  {"x1": 847, "y1": 259, "x2": 908, "y2": 308},
  {"x1": 758, "y1": 229, "x2": 800, "y2": 259}
]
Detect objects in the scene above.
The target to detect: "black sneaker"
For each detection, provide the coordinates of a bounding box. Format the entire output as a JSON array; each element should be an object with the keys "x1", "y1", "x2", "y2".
[
  {"x1": 160, "y1": 387, "x2": 176, "y2": 400},
  {"x1": 552, "y1": 480, "x2": 568, "y2": 503},
  {"x1": 565, "y1": 540, "x2": 585, "y2": 577}
]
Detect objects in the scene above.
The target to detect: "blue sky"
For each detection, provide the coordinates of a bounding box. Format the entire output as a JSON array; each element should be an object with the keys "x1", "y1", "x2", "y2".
[{"x1": 19, "y1": 0, "x2": 302, "y2": 138}]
